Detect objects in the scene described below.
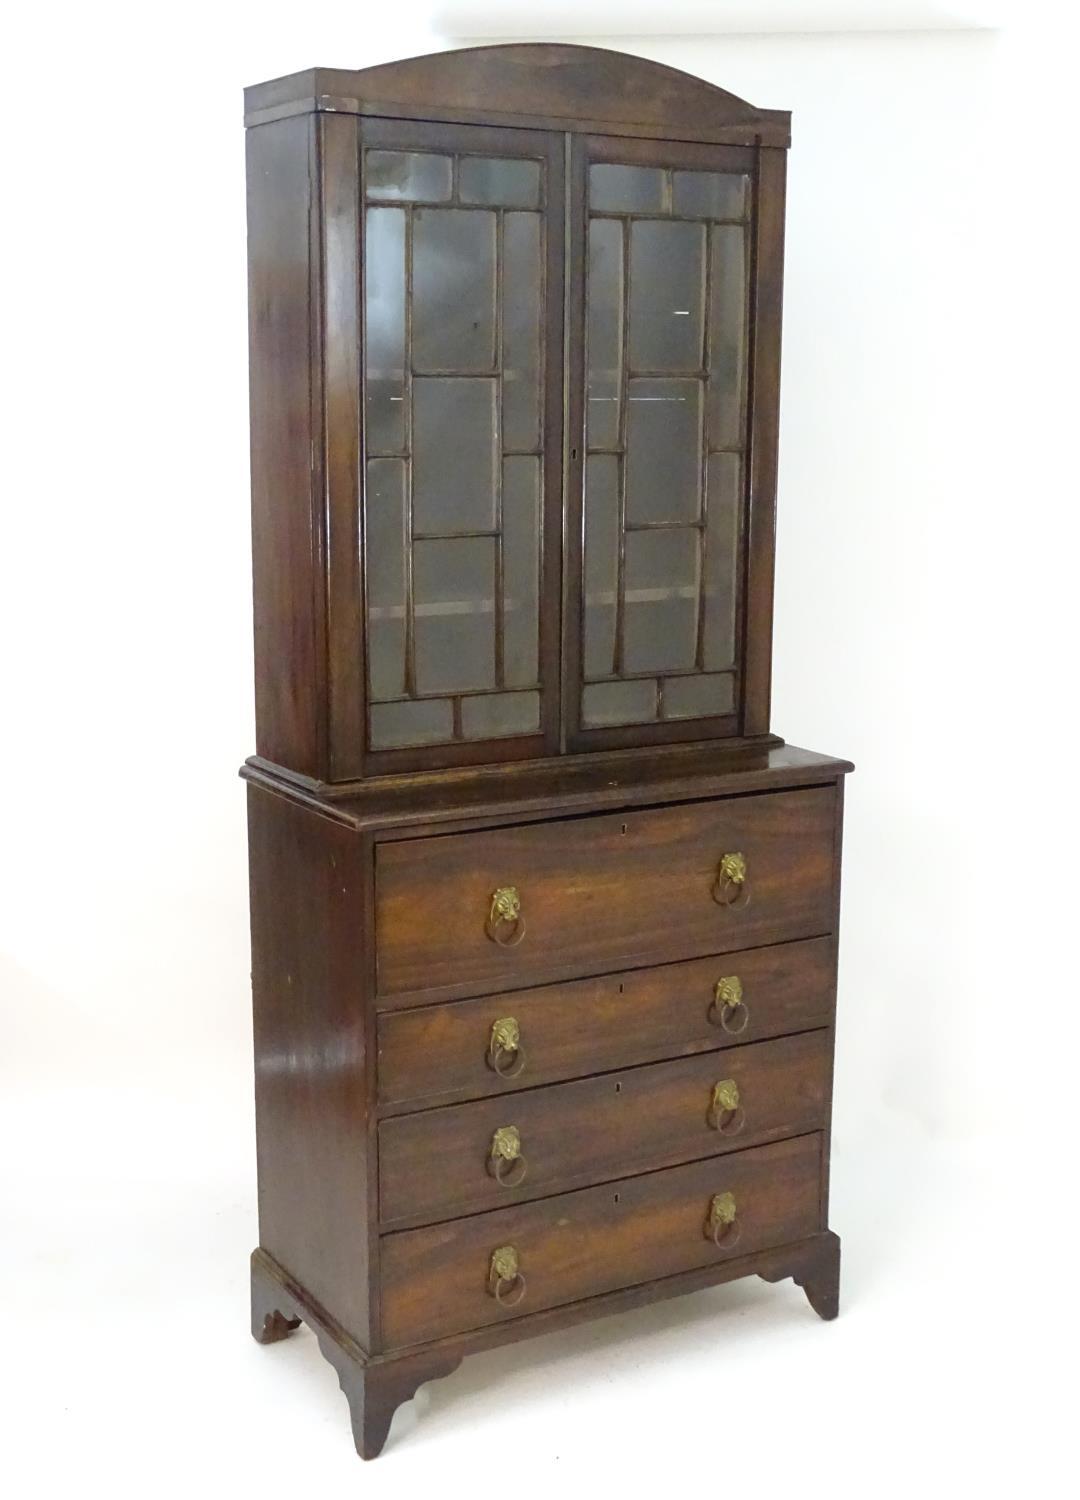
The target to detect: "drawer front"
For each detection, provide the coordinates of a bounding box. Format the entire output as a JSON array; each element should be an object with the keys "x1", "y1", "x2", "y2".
[
  {"x1": 375, "y1": 788, "x2": 837, "y2": 1000},
  {"x1": 379, "y1": 1030, "x2": 831, "y2": 1226},
  {"x1": 378, "y1": 935, "x2": 834, "y2": 1109},
  {"x1": 381, "y1": 1132, "x2": 823, "y2": 1348}
]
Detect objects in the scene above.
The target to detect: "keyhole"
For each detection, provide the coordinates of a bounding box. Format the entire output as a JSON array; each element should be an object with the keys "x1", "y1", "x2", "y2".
[
  {"x1": 620, "y1": 822, "x2": 628, "y2": 835},
  {"x1": 613, "y1": 1192, "x2": 621, "y2": 1204},
  {"x1": 617, "y1": 983, "x2": 624, "y2": 995},
  {"x1": 614, "y1": 1081, "x2": 622, "y2": 1094}
]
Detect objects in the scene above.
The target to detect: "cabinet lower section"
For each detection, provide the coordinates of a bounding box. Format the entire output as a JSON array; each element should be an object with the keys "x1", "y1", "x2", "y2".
[{"x1": 245, "y1": 745, "x2": 850, "y2": 1458}]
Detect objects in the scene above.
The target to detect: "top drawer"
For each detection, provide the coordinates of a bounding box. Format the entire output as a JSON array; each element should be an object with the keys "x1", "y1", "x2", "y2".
[{"x1": 376, "y1": 787, "x2": 837, "y2": 1001}]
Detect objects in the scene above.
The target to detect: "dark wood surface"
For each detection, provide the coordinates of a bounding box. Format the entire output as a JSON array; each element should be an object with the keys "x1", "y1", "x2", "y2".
[
  {"x1": 375, "y1": 786, "x2": 838, "y2": 1000},
  {"x1": 245, "y1": 42, "x2": 801, "y2": 786},
  {"x1": 377, "y1": 933, "x2": 836, "y2": 1109},
  {"x1": 243, "y1": 44, "x2": 791, "y2": 147},
  {"x1": 742, "y1": 147, "x2": 787, "y2": 736},
  {"x1": 380, "y1": 1132, "x2": 823, "y2": 1349},
  {"x1": 319, "y1": 113, "x2": 365, "y2": 780},
  {"x1": 243, "y1": 42, "x2": 849, "y2": 1460},
  {"x1": 246, "y1": 115, "x2": 325, "y2": 778},
  {"x1": 253, "y1": 1230, "x2": 838, "y2": 1458},
  {"x1": 247, "y1": 785, "x2": 374, "y2": 1347},
  {"x1": 243, "y1": 739, "x2": 851, "y2": 825},
  {"x1": 379, "y1": 1030, "x2": 831, "y2": 1227}
]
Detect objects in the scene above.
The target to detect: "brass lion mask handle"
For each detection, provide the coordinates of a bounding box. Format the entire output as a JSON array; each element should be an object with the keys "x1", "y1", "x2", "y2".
[
  {"x1": 709, "y1": 974, "x2": 748, "y2": 1034},
  {"x1": 486, "y1": 1016, "x2": 525, "y2": 1078},
  {"x1": 707, "y1": 1079, "x2": 745, "y2": 1135},
  {"x1": 712, "y1": 851, "x2": 749, "y2": 909},
  {"x1": 487, "y1": 1125, "x2": 527, "y2": 1187},
  {"x1": 705, "y1": 1191, "x2": 741, "y2": 1249},
  {"x1": 486, "y1": 885, "x2": 526, "y2": 946},
  {"x1": 487, "y1": 1244, "x2": 527, "y2": 1306}
]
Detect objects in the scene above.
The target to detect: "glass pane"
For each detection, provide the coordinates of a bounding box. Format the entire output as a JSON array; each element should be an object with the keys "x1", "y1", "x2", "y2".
[
  {"x1": 370, "y1": 699, "x2": 453, "y2": 749},
  {"x1": 503, "y1": 457, "x2": 540, "y2": 688},
  {"x1": 459, "y1": 156, "x2": 541, "y2": 208},
  {"x1": 583, "y1": 680, "x2": 657, "y2": 727},
  {"x1": 365, "y1": 459, "x2": 407, "y2": 700},
  {"x1": 583, "y1": 454, "x2": 619, "y2": 679},
  {"x1": 364, "y1": 208, "x2": 406, "y2": 455},
  {"x1": 590, "y1": 164, "x2": 665, "y2": 214},
  {"x1": 413, "y1": 537, "x2": 495, "y2": 695},
  {"x1": 587, "y1": 219, "x2": 622, "y2": 450},
  {"x1": 673, "y1": 171, "x2": 748, "y2": 220},
  {"x1": 709, "y1": 225, "x2": 749, "y2": 449},
  {"x1": 366, "y1": 150, "x2": 451, "y2": 202},
  {"x1": 661, "y1": 672, "x2": 735, "y2": 720},
  {"x1": 461, "y1": 690, "x2": 540, "y2": 739},
  {"x1": 413, "y1": 209, "x2": 495, "y2": 373},
  {"x1": 412, "y1": 378, "x2": 496, "y2": 535},
  {"x1": 703, "y1": 453, "x2": 741, "y2": 671},
  {"x1": 628, "y1": 221, "x2": 705, "y2": 372},
  {"x1": 623, "y1": 528, "x2": 699, "y2": 674},
  {"x1": 502, "y1": 212, "x2": 542, "y2": 452},
  {"x1": 625, "y1": 380, "x2": 701, "y2": 526}
]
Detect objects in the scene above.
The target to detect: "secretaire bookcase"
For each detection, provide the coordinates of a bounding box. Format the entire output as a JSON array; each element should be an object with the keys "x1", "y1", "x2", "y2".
[{"x1": 243, "y1": 42, "x2": 852, "y2": 1459}]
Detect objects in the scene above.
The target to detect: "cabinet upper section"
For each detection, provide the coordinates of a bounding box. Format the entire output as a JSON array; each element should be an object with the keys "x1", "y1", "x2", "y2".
[
  {"x1": 243, "y1": 45, "x2": 791, "y2": 147},
  {"x1": 245, "y1": 45, "x2": 790, "y2": 786}
]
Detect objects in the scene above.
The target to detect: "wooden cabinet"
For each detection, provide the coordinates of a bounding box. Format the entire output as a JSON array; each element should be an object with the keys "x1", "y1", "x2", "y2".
[{"x1": 244, "y1": 42, "x2": 852, "y2": 1460}]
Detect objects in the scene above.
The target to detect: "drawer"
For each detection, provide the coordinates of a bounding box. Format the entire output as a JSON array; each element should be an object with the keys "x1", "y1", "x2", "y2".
[
  {"x1": 375, "y1": 787, "x2": 837, "y2": 1000},
  {"x1": 379, "y1": 1030, "x2": 831, "y2": 1226},
  {"x1": 380, "y1": 1132, "x2": 823, "y2": 1348},
  {"x1": 378, "y1": 935, "x2": 834, "y2": 1109}
]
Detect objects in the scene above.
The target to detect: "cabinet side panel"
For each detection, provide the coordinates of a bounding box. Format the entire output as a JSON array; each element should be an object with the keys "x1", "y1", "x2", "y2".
[
  {"x1": 742, "y1": 146, "x2": 786, "y2": 737},
  {"x1": 247, "y1": 115, "x2": 326, "y2": 777},
  {"x1": 247, "y1": 784, "x2": 372, "y2": 1348}
]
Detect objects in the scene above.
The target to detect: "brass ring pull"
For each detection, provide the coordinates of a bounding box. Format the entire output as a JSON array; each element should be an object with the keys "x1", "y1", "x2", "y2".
[
  {"x1": 709, "y1": 975, "x2": 749, "y2": 1034},
  {"x1": 712, "y1": 851, "x2": 749, "y2": 909},
  {"x1": 486, "y1": 886, "x2": 526, "y2": 946},
  {"x1": 705, "y1": 1191, "x2": 741, "y2": 1250},
  {"x1": 487, "y1": 1125, "x2": 527, "y2": 1188},
  {"x1": 707, "y1": 1079, "x2": 746, "y2": 1135},
  {"x1": 487, "y1": 1245, "x2": 527, "y2": 1307},
  {"x1": 486, "y1": 1016, "x2": 525, "y2": 1079}
]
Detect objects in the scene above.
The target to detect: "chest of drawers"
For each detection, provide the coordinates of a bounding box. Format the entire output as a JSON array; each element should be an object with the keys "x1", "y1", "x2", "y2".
[{"x1": 246, "y1": 742, "x2": 850, "y2": 1457}]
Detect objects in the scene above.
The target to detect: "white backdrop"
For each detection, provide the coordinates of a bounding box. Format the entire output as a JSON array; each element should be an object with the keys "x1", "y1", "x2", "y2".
[{"x1": 3, "y1": 4, "x2": 1076, "y2": 1494}]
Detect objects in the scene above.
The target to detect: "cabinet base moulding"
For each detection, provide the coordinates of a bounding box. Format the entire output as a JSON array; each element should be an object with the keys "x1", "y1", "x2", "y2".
[{"x1": 251, "y1": 1232, "x2": 841, "y2": 1460}]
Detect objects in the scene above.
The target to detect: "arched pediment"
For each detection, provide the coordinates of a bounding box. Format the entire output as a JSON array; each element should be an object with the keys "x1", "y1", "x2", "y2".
[{"x1": 245, "y1": 43, "x2": 789, "y2": 147}]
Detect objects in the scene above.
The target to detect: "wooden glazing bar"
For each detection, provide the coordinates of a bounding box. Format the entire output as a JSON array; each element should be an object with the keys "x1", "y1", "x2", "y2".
[
  {"x1": 613, "y1": 215, "x2": 631, "y2": 677},
  {"x1": 494, "y1": 206, "x2": 506, "y2": 690},
  {"x1": 695, "y1": 218, "x2": 715, "y2": 672},
  {"x1": 403, "y1": 205, "x2": 416, "y2": 698}
]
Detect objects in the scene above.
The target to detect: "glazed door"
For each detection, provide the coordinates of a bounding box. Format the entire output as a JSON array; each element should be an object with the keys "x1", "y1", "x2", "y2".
[
  {"x1": 360, "y1": 120, "x2": 564, "y2": 771},
  {"x1": 564, "y1": 135, "x2": 778, "y2": 751}
]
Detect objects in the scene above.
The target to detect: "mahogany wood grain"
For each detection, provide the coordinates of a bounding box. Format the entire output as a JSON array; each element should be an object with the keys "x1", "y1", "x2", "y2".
[
  {"x1": 246, "y1": 115, "x2": 325, "y2": 778},
  {"x1": 247, "y1": 785, "x2": 373, "y2": 1346},
  {"x1": 380, "y1": 1132, "x2": 823, "y2": 1348},
  {"x1": 243, "y1": 42, "x2": 851, "y2": 1460},
  {"x1": 742, "y1": 147, "x2": 787, "y2": 736},
  {"x1": 253, "y1": 1230, "x2": 838, "y2": 1458},
  {"x1": 379, "y1": 1030, "x2": 831, "y2": 1227},
  {"x1": 319, "y1": 113, "x2": 365, "y2": 780},
  {"x1": 375, "y1": 786, "x2": 838, "y2": 999},
  {"x1": 244, "y1": 740, "x2": 851, "y2": 826},
  {"x1": 377, "y1": 934, "x2": 835, "y2": 1107},
  {"x1": 243, "y1": 45, "x2": 791, "y2": 147}
]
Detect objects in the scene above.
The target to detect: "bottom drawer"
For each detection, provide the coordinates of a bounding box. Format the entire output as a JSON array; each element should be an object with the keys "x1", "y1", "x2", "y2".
[{"x1": 380, "y1": 1132, "x2": 822, "y2": 1349}]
